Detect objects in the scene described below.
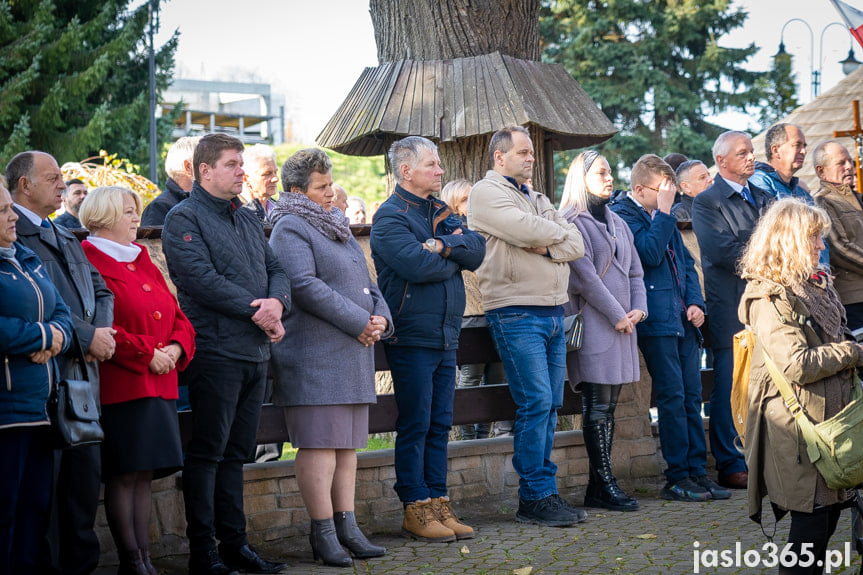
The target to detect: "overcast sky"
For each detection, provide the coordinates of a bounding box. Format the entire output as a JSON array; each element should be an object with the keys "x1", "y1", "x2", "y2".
[{"x1": 153, "y1": 0, "x2": 861, "y2": 143}]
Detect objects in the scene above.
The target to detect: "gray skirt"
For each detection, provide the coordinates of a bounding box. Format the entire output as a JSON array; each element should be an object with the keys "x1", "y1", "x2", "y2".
[{"x1": 285, "y1": 404, "x2": 369, "y2": 449}]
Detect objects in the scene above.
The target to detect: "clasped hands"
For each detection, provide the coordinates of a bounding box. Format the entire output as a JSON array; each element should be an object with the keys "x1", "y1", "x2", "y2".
[
  {"x1": 614, "y1": 309, "x2": 646, "y2": 335},
  {"x1": 358, "y1": 315, "x2": 388, "y2": 347},
  {"x1": 29, "y1": 324, "x2": 67, "y2": 364},
  {"x1": 149, "y1": 343, "x2": 184, "y2": 375},
  {"x1": 251, "y1": 298, "x2": 285, "y2": 344}
]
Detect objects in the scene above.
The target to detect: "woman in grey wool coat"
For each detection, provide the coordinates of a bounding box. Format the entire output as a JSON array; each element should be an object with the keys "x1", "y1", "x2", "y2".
[
  {"x1": 558, "y1": 150, "x2": 647, "y2": 513},
  {"x1": 269, "y1": 148, "x2": 393, "y2": 567}
]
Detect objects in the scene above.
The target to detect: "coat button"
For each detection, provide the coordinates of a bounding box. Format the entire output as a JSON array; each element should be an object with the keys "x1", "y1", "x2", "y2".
[
  {"x1": 85, "y1": 310, "x2": 92, "y2": 317},
  {"x1": 142, "y1": 284, "x2": 151, "y2": 292},
  {"x1": 363, "y1": 288, "x2": 370, "y2": 295},
  {"x1": 153, "y1": 311, "x2": 162, "y2": 320},
  {"x1": 127, "y1": 263, "x2": 137, "y2": 271}
]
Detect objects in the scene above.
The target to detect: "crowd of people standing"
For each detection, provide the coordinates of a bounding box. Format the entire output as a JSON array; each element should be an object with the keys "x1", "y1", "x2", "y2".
[{"x1": 1, "y1": 120, "x2": 860, "y2": 575}]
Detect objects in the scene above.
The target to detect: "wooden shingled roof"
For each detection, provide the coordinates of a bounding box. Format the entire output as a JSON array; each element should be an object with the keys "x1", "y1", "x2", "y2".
[
  {"x1": 317, "y1": 51, "x2": 617, "y2": 156},
  {"x1": 751, "y1": 64, "x2": 863, "y2": 190}
]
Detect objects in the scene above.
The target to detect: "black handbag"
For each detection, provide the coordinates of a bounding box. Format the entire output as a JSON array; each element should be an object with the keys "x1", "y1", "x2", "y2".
[
  {"x1": 565, "y1": 247, "x2": 615, "y2": 353},
  {"x1": 49, "y1": 336, "x2": 103, "y2": 448}
]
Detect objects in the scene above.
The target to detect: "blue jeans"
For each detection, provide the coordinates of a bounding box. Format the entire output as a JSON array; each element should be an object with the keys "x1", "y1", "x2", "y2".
[
  {"x1": 385, "y1": 345, "x2": 456, "y2": 503},
  {"x1": 486, "y1": 311, "x2": 566, "y2": 500},
  {"x1": 638, "y1": 323, "x2": 708, "y2": 482},
  {"x1": 710, "y1": 347, "x2": 747, "y2": 475}
]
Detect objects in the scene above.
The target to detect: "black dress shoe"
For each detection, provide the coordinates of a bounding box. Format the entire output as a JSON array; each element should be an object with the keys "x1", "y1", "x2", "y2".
[
  {"x1": 189, "y1": 549, "x2": 238, "y2": 575},
  {"x1": 219, "y1": 544, "x2": 286, "y2": 574}
]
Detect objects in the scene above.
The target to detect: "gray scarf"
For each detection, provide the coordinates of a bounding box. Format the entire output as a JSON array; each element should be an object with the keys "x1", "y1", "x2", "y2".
[{"x1": 270, "y1": 192, "x2": 351, "y2": 243}]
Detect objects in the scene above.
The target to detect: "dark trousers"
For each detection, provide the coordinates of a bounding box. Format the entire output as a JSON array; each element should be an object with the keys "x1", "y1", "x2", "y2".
[
  {"x1": 183, "y1": 355, "x2": 267, "y2": 555},
  {"x1": 38, "y1": 443, "x2": 101, "y2": 575},
  {"x1": 780, "y1": 504, "x2": 843, "y2": 575},
  {"x1": 385, "y1": 344, "x2": 456, "y2": 503},
  {"x1": 638, "y1": 323, "x2": 708, "y2": 482},
  {"x1": 0, "y1": 426, "x2": 53, "y2": 575},
  {"x1": 709, "y1": 347, "x2": 747, "y2": 476}
]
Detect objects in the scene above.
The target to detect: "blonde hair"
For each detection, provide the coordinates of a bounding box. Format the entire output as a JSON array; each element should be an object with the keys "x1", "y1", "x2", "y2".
[
  {"x1": 739, "y1": 198, "x2": 831, "y2": 285},
  {"x1": 79, "y1": 186, "x2": 142, "y2": 232},
  {"x1": 559, "y1": 152, "x2": 608, "y2": 213},
  {"x1": 440, "y1": 179, "x2": 471, "y2": 215}
]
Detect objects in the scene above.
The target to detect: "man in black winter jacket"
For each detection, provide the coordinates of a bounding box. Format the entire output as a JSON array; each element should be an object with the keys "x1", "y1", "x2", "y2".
[{"x1": 162, "y1": 134, "x2": 290, "y2": 575}]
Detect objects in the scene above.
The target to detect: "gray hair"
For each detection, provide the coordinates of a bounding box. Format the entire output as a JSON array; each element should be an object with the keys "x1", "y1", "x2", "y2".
[
  {"x1": 488, "y1": 126, "x2": 530, "y2": 166},
  {"x1": 712, "y1": 131, "x2": 750, "y2": 161},
  {"x1": 764, "y1": 123, "x2": 800, "y2": 161},
  {"x1": 388, "y1": 136, "x2": 438, "y2": 184},
  {"x1": 164, "y1": 136, "x2": 200, "y2": 180},
  {"x1": 5, "y1": 151, "x2": 37, "y2": 197},
  {"x1": 812, "y1": 140, "x2": 845, "y2": 170},
  {"x1": 243, "y1": 143, "x2": 276, "y2": 167},
  {"x1": 676, "y1": 160, "x2": 707, "y2": 183},
  {"x1": 280, "y1": 148, "x2": 332, "y2": 192}
]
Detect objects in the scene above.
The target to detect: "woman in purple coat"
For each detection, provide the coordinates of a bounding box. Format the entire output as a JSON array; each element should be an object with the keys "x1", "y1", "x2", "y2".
[{"x1": 559, "y1": 151, "x2": 647, "y2": 512}]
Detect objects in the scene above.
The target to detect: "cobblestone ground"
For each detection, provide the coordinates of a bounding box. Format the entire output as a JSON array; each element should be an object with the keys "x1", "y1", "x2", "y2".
[{"x1": 99, "y1": 480, "x2": 860, "y2": 575}]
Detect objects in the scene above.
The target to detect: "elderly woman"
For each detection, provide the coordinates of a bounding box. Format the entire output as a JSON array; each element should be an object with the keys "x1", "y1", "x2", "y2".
[
  {"x1": 269, "y1": 149, "x2": 392, "y2": 567},
  {"x1": 79, "y1": 186, "x2": 195, "y2": 575},
  {"x1": 739, "y1": 198, "x2": 863, "y2": 575},
  {"x1": 558, "y1": 151, "x2": 646, "y2": 512},
  {"x1": 0, "y1": 178, "x2": 73, "y2": 574}
]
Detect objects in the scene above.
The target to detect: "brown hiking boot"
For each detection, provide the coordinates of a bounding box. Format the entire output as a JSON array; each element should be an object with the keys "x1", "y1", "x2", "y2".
[
  {"x1": 430, "y1": 496, "x2": 475, "y2": 540},
  {"x1": 402, "y1": 498, "x2": 456, "y2": 542}
]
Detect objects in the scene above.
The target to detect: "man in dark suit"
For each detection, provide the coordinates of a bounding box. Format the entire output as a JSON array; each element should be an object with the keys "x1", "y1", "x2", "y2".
[
  {"x1": 691, "y1": 131, "x2": 773, "y2": 490},
  {"x1": 6, "y1": 150, "x2": 115, "y2": 575}
]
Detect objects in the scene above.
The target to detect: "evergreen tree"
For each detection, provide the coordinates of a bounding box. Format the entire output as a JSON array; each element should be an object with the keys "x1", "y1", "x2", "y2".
[
  {"x1": 540, "y1": 0, "x2": 763, "y2": 186},
  {"x1": 0, "y1": 0, "x2": 178, "y2": 176},
  {"x1": 756, "y1": 51, "x2": 800, "y2": 129}
]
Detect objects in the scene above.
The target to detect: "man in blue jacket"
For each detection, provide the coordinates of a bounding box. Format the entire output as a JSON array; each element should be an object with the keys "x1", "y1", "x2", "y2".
[
  {"x1": 371, "y1": 136, "x2": 485, "y2": 543},
  {"x1": 612, "y1": 154, "x2": 729, "y2": 503},
  {"x1": 163, "y1": 134, "x2": 289, "y2": 575}
]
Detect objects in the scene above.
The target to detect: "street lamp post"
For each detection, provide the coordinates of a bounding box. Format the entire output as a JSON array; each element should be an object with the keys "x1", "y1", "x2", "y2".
[
  {"x1": 776, "y1": 19, "x2": 862, "y2": 100},
  {"x1": 148, "y1": 0, "x2": 159, "y2": 187}
]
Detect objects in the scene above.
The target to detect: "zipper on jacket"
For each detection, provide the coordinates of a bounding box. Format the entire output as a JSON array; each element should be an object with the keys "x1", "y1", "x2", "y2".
[
  {"x1": 397, "y1": 282, "x2": 410, "y2": 317},
  {"x1": 9, "y1": 260, "x2": 45, "y2": 323},
  {"x1": 4, "y1": 357, "x2": 10, "y2": 392}
]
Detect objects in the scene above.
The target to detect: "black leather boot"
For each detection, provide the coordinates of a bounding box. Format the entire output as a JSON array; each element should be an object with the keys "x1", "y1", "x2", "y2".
[
  {"x1": 582, "y1": 421, "x2": 639, "y2": 511},
  {"x1": 334, "y1": 511, "x2": 386, "y2": 558},
  {"x1": 309, "y1": 518, "x2": 352, "y2": 567}
]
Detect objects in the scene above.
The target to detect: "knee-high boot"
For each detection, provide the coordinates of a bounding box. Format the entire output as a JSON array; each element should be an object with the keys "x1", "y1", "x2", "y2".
[{"x1": 582, "y1": 383, "x2": 639, "y2": 512}]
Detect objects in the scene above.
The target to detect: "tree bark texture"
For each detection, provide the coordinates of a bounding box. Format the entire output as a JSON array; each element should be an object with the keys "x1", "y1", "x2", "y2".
[{"x1": 370, "y1": 0, "x2": 540, "y2": 62}]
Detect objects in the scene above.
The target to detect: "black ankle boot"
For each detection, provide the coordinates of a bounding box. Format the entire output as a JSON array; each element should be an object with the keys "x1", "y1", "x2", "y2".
[
  {"x1": 117, "y1": 548, "x2": 149, "y2": 575},
  {"x1": 310, "y1": 518, "x2": 352, "y2": 567},
  {"x1": 582, "y1": 422, "x2": 639, "y2": 512},
  {"x1": 334, "y1": 511, "x2": 386, "y2": 558}
]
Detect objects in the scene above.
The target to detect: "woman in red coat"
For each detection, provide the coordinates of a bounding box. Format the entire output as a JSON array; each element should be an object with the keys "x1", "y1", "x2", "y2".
[{"x1": 79, "y1": 186, "x2": 195, "y2": 575}]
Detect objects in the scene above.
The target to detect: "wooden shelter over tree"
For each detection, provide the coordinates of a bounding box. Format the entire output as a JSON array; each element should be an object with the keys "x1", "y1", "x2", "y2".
[{"x1": 317, "y1": 0, "x2": 616, "y2": 198}]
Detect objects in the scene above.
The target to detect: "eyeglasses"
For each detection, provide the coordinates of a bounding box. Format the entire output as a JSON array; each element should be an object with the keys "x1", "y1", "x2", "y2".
[{"x1": 642, "y1": 184, "x2": 677, "y2": 193}]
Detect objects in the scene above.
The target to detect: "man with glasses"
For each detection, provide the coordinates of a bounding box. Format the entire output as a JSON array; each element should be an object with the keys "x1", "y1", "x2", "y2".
[
  {"x1": 691, "y1": 131, "x2": 773, "y2": 491},
  {"x1": 612, "y1": 154, "x2": 727, "y2": 503}
]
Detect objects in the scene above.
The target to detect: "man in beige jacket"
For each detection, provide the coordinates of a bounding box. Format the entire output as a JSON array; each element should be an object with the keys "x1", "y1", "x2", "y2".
[
  {"x1": 467, "y1": 126, "x2": 585, "y2": 527},
  {"x1": 812, "y1": 140, "x2": 863, "y2": 329}
]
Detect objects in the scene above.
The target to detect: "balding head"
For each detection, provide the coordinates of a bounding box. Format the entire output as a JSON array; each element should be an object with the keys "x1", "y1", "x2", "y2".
[
  {"x1": 5, "y1": 151, "x2": 66, "y2": 218},
  {"x1": 813, "y1": 141, "x2": 854, "y2": 187}
]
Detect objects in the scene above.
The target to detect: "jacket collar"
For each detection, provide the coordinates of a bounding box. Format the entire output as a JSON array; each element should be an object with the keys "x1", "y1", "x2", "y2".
[
  {"x1": 755, "y1": 162, "x2": 800, "y2": 192},
  {"x1": 12, "y1": 205, "x2": 75, "y2": 242},
  {"x1": 165, "y1": 178, "x2": 190, "y2": 201},
  {"x1": 818, "y1": 180, "x2": 856, "y2": 197},
  {"x1": 393, "y1": 184, "x2": 439, "y2": 208},
  {"x1": 190, "y1": 181, "x2": 244, "y2": 216}
]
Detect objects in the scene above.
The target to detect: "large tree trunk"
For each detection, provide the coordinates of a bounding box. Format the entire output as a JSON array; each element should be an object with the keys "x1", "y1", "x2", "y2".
[
  {"x1": 370, "y1": 0, "x2": 550, "y2": 196},
  {"x1": 371, "y1": 0, "x2": 540, "y2": 62}
]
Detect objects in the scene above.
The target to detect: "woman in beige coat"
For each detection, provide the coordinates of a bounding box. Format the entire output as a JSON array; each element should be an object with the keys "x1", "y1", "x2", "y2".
[{"x1": 738, "y1": 198, "x2": 863, "y2": 575}]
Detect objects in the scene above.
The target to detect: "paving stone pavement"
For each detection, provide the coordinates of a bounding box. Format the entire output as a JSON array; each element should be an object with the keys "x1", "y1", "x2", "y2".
[{"x1": 97, "y1": 479, "x2": 862, "y2": 575}]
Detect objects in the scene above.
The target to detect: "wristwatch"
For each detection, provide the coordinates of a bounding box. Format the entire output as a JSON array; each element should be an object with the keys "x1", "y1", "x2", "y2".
[{"x1": 424, "y1": 238, "x2": 437, "y2": 252}]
